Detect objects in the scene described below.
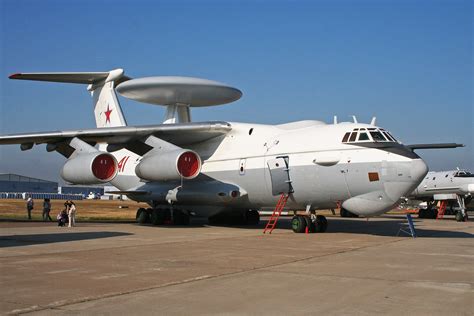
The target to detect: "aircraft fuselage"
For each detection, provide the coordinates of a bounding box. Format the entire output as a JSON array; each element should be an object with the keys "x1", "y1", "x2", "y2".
[{"x1": 110, "y1": 121, "x2": 428, "y2": 218}]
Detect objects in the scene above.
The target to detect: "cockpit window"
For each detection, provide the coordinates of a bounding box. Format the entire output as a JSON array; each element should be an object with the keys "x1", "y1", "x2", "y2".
[
  {"x1": 454, "y1": 170, "x2": 473, "y2": 177},
  {"x1": 358, "y1": 132, "x2": 369, "y2": 141},
  {"x1": 386, "y1": 132, "x2": 397, "y2": 142},
  {"x1": 349, "y1": 132, "x2": 357, "y2": 142},
  {"x1": 342, "y1": 132, "x2": 350, "y2": 143},
  {"x1": 382, "y1": 132, "x2": 394, "y2": 141},
  {"x1": 342, "y1": 127, "x2": 398, "y2": 144},
  {"x1": 370, "y1": 131, "x2": 387, "y2": 142}
]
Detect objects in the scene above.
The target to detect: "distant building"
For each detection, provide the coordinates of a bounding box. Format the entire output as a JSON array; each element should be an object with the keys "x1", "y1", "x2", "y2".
[
  {"x1": 59, "y1": 186, "x2": 104, "y2": 197},
  {"x1": 0, "y1": 173, "x2": 58, "y2": 193}
]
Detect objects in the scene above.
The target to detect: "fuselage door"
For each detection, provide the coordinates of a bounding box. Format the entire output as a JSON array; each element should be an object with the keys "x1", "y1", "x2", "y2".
[{"x1": 267, "y1": 156, "x2": 293, "y2": 196}]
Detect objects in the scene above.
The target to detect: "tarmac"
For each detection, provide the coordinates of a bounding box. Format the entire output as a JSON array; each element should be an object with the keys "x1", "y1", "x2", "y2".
[{"x1": 0, "y1": 215, "x2": 473, "y2": 315}]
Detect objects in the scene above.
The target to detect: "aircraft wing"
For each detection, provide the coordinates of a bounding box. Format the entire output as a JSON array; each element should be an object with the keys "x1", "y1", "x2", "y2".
[
  {"x1": 0, "y1": 121, "x2": 231, "y2": 155},
  {"x1": 407, "y1": 143, "x2": 464, "y2": 150}
]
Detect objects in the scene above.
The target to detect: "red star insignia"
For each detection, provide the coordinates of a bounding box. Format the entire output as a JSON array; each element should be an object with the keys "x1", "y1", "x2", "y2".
[{"x1": 104, "y1": 105, "x2": 113, "y2": 124}]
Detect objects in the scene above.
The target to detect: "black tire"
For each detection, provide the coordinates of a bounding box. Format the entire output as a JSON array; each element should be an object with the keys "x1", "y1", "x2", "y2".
[
  {"x1": 151, "y1": 209, "x2": 165, "y2": 225},
  {"x1": 455, "y1": 211, "x2": 464, "y2": 222},
  {"x1": 348, "y1": 210, "x2": 359, "y2": 218},
  {"x1": 291, "y1": 215, "x2": 306, "y2": 233},
  {"x1": 320, "y1": 215, "x2": 328, "y2": 232},
  {"x1": 304, "y1": 216, "x2": 314, "y2": 233},
  {"x1": 341, "y1": 208, "x2": 359, "y2": 218},
  {"x1": 137, "y1": 209, "x2": 149, "y2": 225},
  {"x1": 340, "y1": 208, "x2": 348, "y2": 217},
  {"x1": 246, "y1": 210, "x2": 260, "y2": 225},
  {"x1": 136, "y1": 208, "x2": 146, "y2": 221},
  {"x1": 314, "y1": 215, "x2": 328, "y2": 233},
  {"x1": 418, "y1": 209, "x2": 426, "y2": 218}
]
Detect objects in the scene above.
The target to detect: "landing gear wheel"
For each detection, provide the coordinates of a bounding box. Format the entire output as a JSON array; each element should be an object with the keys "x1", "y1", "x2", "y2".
[
  {"x1": 341, "y1": 208, "x2": 359, "y2": 218},
  {"x1": 431, "y1": 209, "x2": 438, "y2": 219},
  {"x1": 136, "y1": 208, "x2": 150, "y2": 225},
  {"x1": 304, "y1": 216, "x2": 314, "y2": 233},
  {"x1": 455, "y1": 211, "x2": 466, "y2": 222},
  {"x1": 340, "y1": 208, "x2": 348, "y2": 217},
  {"x1": 291, "y1": 215, "x2": 307, "y2": 233},
  {"x1": 151, "y1": 209, "x2": 165, "y2": 225},
  {"x1": 246, "y1": 210, "x2": 260, "y2": 225},
  {"x1": 314, "y1": 215, "x2": 328, "y2": 233}
]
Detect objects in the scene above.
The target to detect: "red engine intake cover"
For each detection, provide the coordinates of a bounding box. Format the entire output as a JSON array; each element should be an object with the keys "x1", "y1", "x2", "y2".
[
  {"x1": 177, "y1": 151, "x2": 201, "y2": 178},
  {"x1": 92, "y1": 154, "x2": 117, "y2": 181}
]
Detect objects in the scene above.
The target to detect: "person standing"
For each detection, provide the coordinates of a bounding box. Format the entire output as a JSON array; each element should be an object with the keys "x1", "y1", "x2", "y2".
[
  {"x1": 42, "y1": 198, "x2": 52, "y2": 221},
  {"x1": 68, "y1": 201, "x2": 76, "y2": 227},
  {"x1": 26, "y1": 196, "x2": 34, "y2": 220}
]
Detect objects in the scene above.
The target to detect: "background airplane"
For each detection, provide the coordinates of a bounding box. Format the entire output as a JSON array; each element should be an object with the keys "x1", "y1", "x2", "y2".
[
  {"x1": 0, "y1": 69, "x2": 461, "y2": 233},
  {"x1": 409, "y1": 169, "x2": 473, "y2": 221}
]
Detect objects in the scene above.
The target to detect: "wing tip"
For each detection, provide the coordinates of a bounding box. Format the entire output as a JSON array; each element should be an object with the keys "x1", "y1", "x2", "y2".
[{"x1": 9, "y1": 73, "x2": 21, "y2": 79}]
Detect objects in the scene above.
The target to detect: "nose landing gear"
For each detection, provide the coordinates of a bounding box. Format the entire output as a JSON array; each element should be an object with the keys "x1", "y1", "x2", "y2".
[{"x1": 291, "y1": 214, "x2": 328, "y2": 233}]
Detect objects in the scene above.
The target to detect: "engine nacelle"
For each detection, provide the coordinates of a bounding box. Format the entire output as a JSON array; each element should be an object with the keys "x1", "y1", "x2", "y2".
[
  {"x1": 135, "y1": 149, "x2": 201, "y2": 181},
  {"x1": 61, "y1": 152, "x2": 118, "y2": 184}
]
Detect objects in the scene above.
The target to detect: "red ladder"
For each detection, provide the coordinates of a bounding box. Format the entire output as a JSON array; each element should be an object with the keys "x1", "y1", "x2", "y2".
[
  {"x1": 263, "y1": 193, "x2": 289, "y2": 234},
  {"x1": 436, "y1": 200, "x2": 448, "y2": 219}
]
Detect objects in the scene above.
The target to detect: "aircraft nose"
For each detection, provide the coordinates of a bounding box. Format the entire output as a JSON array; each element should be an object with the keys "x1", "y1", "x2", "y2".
[
  {"x1": 410, "y1": 158, "x2": 429, "y2": 183},
  {"x1": 383, "y1": 158, "x2": 428, "y2": 203}
]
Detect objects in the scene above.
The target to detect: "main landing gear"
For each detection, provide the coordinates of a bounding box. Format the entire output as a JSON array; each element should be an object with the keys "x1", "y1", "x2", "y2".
[
  {"x1": 136, "y1": 208, "x2": 190, "y2": 226},
  {"x1": 291, "y1": 214, "x2": 328, "y2": 233}
]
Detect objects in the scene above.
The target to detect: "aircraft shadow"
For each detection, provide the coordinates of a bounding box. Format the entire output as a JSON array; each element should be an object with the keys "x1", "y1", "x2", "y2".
[
  {"x1": 0, "y1": 231, "x2": 132, "y2": 248},
  {"x1": 145, "y1": 216, "x2": 473, "y2": 238}
]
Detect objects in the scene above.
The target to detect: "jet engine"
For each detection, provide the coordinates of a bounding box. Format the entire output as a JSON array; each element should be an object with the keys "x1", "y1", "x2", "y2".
[
  {"x1": 135, "y1": 149, "x2": 201, "y2": 181},
  {"x1": 61, "y1": 152, "x2": 118, "y2": 184}
]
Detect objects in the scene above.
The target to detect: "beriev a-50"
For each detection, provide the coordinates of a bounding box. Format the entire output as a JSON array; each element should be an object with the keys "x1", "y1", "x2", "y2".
[{"x1": 2, "y1": 69, "x2": 455, "y2": 233}]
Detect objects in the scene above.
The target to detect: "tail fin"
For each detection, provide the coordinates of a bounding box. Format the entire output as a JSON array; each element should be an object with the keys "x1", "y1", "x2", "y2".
[{"x1": 9, "y1": 69, "x2": 129, "y2": 128}]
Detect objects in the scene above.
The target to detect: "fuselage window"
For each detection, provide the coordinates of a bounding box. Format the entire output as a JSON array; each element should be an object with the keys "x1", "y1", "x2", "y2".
[
  {"x1": 349, "y1": 132, "x2": 357, "y2": 142},
  {"x1": 358, "y1": 132, "x2": 369, "y2": 141},
  {"x1": 370, "y1": 131, "x2": 386, "y2": 142},
  {"x1": 342, "y1": 132, "x2": 350, "y2": 143}
]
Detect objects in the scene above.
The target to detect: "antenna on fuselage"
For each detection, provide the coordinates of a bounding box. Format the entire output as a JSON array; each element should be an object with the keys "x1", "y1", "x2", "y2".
[
  {"x1": 333, "y1": 116, "x2": 338, "y2": 124},
  {"x1": 352, "y1": 115, "x2": 358, "y2": 123},
  {"x1": 370, "y1": 117, "x2": 377, "y2": 125}
]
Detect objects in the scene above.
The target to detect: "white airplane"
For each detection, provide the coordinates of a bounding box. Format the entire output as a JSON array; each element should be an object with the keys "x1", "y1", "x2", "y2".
[
  {"x1": 0, "y1": 69, "x2": 461, "y2": 233},
  {"x1": 409, "y1": 169, "x2": 473, "y2": 221}
]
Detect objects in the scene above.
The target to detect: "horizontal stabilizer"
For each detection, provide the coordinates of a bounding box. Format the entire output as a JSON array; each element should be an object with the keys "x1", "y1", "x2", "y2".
[
  {"x1": 407, "y1": 143, "x2": 464, "y2": 150},
  {"x1": 9, "y1": 69, "x2": 130, "y2": 85}
]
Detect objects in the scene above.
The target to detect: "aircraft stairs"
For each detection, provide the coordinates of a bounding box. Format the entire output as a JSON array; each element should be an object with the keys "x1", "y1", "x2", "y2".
[
  {"x1": 263, "y1": 193, "x2": 289, "y2": 234},
  {"x1": 436, "y1": 200, "x2": 448, "y2": 219}
]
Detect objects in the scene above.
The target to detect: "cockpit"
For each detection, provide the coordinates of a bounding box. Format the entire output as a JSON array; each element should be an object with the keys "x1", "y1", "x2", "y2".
[
  {"x1": 453, "y1": 170, "x2": 473, "y2": 178},
  {"x1": 341, "y1": 128, "x2": 398, "y2": 144}
]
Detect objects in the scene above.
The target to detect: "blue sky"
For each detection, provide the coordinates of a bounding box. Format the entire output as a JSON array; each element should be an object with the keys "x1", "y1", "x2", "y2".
[{"x1": 0, "y1": 0, "x2": 472, "y2": 181}]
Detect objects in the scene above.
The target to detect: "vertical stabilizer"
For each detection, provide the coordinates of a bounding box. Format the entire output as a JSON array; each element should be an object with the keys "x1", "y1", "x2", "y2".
[{"x1": 90, "y1": 80, "x2": 127, "y2": 128}]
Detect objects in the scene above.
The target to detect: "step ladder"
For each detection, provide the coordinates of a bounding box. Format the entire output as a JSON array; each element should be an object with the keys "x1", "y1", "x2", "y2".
[
  {"x1": 263, "y1": 193, "x2": 289, "y2": 234},
  {"x1": 436, "y1": 200, "x2": 448, "y2": 219}
]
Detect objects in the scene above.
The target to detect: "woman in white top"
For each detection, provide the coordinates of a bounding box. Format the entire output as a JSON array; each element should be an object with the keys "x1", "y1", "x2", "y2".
[{"x1": 68, "y1": 201, "x2": 76, "y2": 227}]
